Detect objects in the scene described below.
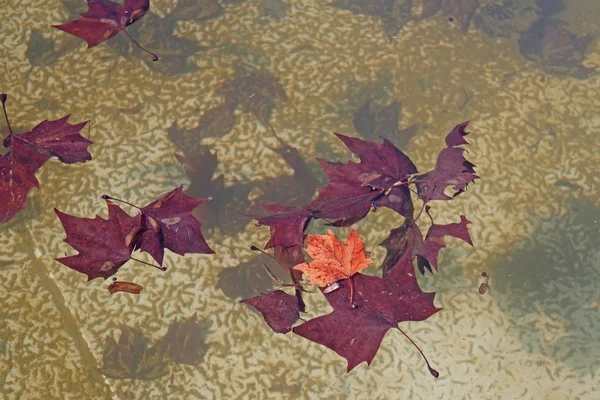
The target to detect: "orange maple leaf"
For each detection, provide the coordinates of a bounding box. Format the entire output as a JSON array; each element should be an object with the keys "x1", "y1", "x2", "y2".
[{"x1": 293, "y1": 229, "x2": 372, "y2": 303}]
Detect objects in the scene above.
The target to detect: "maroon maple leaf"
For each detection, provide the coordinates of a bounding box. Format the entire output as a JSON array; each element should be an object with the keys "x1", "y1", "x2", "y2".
[
  {"x1": 132, "y1": 186, "x2": 215, "y2": 266},
  {"x1": 253, "y1": 204, "x2": 312, "y2": 249},
  {"x1": 293, "y1": 249, "x2": 441, "y2": 376},
  {"x1": 55, "y1": 200, "x2": 141, "y2": 280},
  {"x1": 417, "y1": 215, "x2": 473, "y2": 271},
  {"x1": 1, "y1": 94, "x2": 92, "y2": 223},
  {"x1": 306, "y1": 133, "x2": 417, "y2": 225},
  {"x1": 379, "y1": 219, "x2": 423, "y2": 277},
  {"x1": 305, "y1": 159, "x2": 382, "y2": 226},
  {"x1": 242, "y1": 290, "x2": 300, "y2": 334},
  {"x1": 53, "y1": 0, "x2": 158, "y2": 61},
  {"x1": 416, "y1": 122, "x2": 478, "y2": 203}
]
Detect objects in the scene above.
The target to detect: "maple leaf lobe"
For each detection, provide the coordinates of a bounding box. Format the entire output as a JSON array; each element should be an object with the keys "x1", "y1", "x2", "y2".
[
  {"x1": 418, "y1": 215, "x2": 473, "y2": 271},
  {"x1": 137, "y1": 186, "x2": 214, "y2": 265},
  {"x1": 253, "y1": 204, "x2": 312, "y2": 249},
  {"x1": 416, "y1": 121, "x2": 478, "y2": 203},
  {"x1": 16, "y1": 115, "x2": 92, "y2": 163},
  {"x1": 242, "y1": 290, "x2": 300, "y2": 334}
]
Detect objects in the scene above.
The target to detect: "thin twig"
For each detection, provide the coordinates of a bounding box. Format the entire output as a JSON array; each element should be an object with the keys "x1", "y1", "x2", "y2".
[{"x1": 130, "y1": 256, "x2": 166, "y2": 271}]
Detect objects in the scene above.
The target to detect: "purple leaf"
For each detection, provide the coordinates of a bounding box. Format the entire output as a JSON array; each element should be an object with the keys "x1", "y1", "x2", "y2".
[
  {"x1": 416, "y1": 122, "x2": 478, "y2": 203},
  {"x1": 418, "y1": 215, "x2": 473, "y2": 271},
  {"x1": 55, "y1": 202, "x2": 141, "y2": 280},
  {"x1": 242, "y1": 290, "x2": 300, "y2": 334},
  {"x1": 137, "y1": 186, "x2": 214, "y2": 265},
  {"x1": 253, "y1": 204, "x2": 312, "y2": 249}
]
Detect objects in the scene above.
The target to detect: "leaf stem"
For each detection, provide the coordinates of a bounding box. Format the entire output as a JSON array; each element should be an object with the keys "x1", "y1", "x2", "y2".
[
  {"x1": 414, "y1": 202, "x2": 426, "y2": 222},
  {"x1": 392, "y1": 178, "x2": 426, "y2": 188},
  {"x1": 250, "y1": 245, "x2": 275, "y2": 258},
  {"x1": 396, "y1": 326, "x2": 439, "y2": 378},
  {"x1": 101, "y1": 194, "x2": 141, "y2": 210},
  {"x1": 261, "y1": 263, "x2": 309, "y2": 292},
  {"x1": 121, "y1": 29, "x2": 158, "y2": 61},
  {"x1": 130, "y1": 256, "x2": 166, "y2": 271},
  {"x1": 0, "y1": 93, "x2": 13, "y2": 136},
  {"x1": 424, "y1": 205, "x2": 434, "y2": 225}
]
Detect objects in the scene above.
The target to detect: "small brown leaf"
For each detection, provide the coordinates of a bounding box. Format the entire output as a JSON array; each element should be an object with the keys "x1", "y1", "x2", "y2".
[{"x1": 108, "y1": 281, "x2": 144, "y2": 295}]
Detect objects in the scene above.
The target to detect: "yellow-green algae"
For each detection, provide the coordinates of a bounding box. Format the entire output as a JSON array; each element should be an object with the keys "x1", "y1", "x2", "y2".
[{"x1": 1, "y1": 0, "x2": 599, "y2": 398}]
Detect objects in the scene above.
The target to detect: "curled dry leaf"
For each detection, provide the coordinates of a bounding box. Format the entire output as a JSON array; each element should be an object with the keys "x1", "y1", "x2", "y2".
[{"x1": 108, "y1": 280, "x2": 144, "y2": 295}]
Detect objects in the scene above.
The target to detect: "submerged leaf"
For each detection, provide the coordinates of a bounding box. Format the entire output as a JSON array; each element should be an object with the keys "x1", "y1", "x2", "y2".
[
  {"x1": 100, "y1": 327, "x2": 169, "y2": 380},
  {"x1": 159, "y1": 317, "x2": 211, "y2": 365},
  {"x1": 242, "y1": 290, "x2": 300, "y2": 334}
]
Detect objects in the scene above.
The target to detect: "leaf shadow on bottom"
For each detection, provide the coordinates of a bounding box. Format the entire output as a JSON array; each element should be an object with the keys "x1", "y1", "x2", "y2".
[{"x1": 491, "y1": 199, "x2": 600, "y2": 376}]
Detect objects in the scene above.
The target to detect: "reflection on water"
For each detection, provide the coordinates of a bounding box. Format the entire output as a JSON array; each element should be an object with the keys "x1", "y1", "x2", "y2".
[{"x1": 2, "y1": 0, "x2": 600, "y2": 398}]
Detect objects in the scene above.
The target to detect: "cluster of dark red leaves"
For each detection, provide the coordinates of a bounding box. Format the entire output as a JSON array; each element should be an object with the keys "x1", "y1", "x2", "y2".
[
  {"x1": 242, "y1": 122, "x2": 478, "y2": 376},
  {"x1": 0, "y1": 94, "x2": 92, "y2": 223},
  {"x1": 6, "y1": 0, "x2": 482, "y2": 378},
  {"x1": 55, "y1": 186, "x2": 214, "y2": 281}
]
